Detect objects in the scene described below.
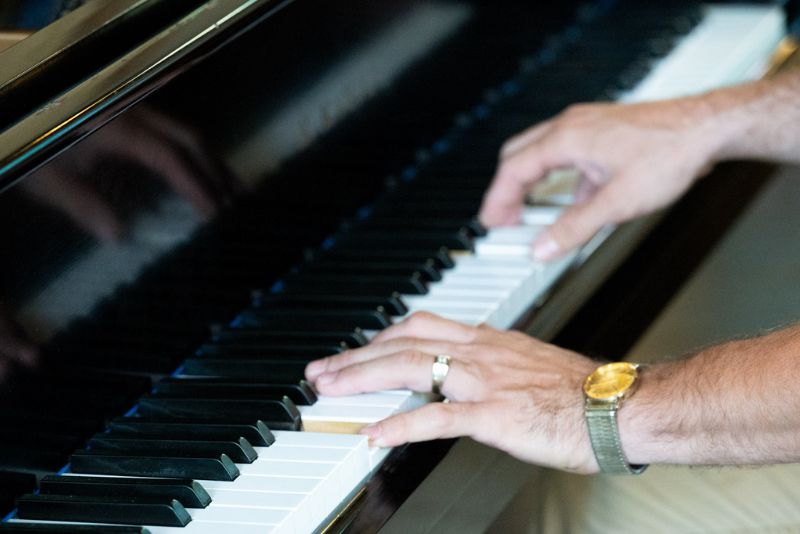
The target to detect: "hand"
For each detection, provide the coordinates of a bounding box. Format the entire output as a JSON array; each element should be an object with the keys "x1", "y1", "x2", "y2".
[
  {"x1": 305, "y1": 312, "x2": 600, "y2": 473},
  {"x1": 0, "y1": 302, "x2": 38, "y2": 382},
  {"x1": 479, "y1": 97, "x2": 722, "y2": 260}
]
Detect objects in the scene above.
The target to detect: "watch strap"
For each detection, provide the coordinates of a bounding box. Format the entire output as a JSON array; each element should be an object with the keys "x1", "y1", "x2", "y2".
[{"x1": 585, "y1": 404, "x2": 647, "y2": 475}]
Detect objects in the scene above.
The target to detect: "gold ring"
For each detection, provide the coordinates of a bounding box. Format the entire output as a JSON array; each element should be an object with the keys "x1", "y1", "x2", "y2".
[{"x1": 431, "y1": 354, "x2": 452, "y2": 396}]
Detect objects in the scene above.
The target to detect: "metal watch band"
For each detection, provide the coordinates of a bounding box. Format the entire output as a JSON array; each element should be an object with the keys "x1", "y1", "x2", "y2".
[{"x1": 585, "y1": 404, "x2": 648, "y2": 475}]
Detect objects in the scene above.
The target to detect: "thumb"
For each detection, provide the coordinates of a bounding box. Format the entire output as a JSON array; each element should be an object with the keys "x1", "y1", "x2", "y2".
[
  {"x1": 480, "y1": 142, "x2": 562, "y2": 228},
  {"x1": 532, "y1": 185, "x2": 620, "y2": 261}
]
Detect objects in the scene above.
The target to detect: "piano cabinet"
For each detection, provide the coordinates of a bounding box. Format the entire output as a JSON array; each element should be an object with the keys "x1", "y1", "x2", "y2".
[{"x1": 0, "y1": 0, "x2": 794, "y2": 532}]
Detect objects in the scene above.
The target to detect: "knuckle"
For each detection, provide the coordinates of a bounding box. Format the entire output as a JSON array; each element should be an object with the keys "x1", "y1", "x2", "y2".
[
  {"x1": 382, "y1": 336, "x2": 410, "y2": 352},
  {"x1": 389, "y1": 415, "x2": 408, "y2": 438},
  {"x1": 400, "y1": 348, "x2": 428, "y2": 368},
  {"x1": 429, "y1": 404, "x2": 457, "y2": 432},
  {"x1": 404, "y1": 311, "x2": 434, "y2": 331},
  {"x1": 331, "y1": 350, "x2": 357, "y2": 369}
]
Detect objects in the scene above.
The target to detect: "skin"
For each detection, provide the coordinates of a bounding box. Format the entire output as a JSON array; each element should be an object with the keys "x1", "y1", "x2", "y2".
[
  {"x1": 482, "y1": 69, "x2": 800, "y2": 260},
  {"x1": 306, "y1": 68, "x2": 800, "y2": 472}
]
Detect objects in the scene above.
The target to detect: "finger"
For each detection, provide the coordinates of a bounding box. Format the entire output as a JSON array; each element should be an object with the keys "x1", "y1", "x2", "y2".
[
  {"x1": 500, "y1": 120, "x2": 553, "y2": 159},
  {"x1": 371, "y1": 311, "x2": 479, "y2": 344},
  {"x1": 313, "y1": 349, "x2": 477, "y2": 399},
  {"x1": 479, "y1": 139, "x2": 564, "y2": 227},
  {"x1": 573, "y1": 175, "x2": 600, "y2": 204},
  {"x1": 305, "y1": 336, "x2": 462, "y2": 382},
  {"x1": 313, "y1": 350, "x2": 433, "y2": 396},
  {"x1": 531, "y1": 183, "x2": 621, "y2": 261},
  {"x1": 360, "y1": 401, "x2": 494, "y2": 447}
]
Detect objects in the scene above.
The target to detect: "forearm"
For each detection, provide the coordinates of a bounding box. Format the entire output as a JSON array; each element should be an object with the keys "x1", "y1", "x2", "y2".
[
  {"x1": 620, "y1": 324, "x2": 800, "y2": 466},
  {"x1": 704, "y1": 69, "x2": 800, "y2": 165}
]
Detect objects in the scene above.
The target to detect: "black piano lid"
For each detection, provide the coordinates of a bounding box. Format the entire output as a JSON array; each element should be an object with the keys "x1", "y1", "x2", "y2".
[
  {"x1": 0, "y1": 0, "x2": 215, "y2": 132},
  {"x1": 0, "y1": 0, "x2": 581, "y2": 340}
]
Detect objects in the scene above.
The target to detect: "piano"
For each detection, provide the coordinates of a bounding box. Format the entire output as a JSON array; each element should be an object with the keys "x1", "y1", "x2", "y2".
[{"x1": 0, "y1": 0, "x2": 793, "y2": 532}]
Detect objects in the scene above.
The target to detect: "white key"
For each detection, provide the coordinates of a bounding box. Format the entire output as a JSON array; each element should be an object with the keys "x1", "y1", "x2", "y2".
[
  {"x1": 522, "y1": 205, "x2": 563, "y2": 225},
  {"x1": 474, "y1": 226, "x2": 545, "y2": 257},
  {"x1": 399, "y1": 307, "x2": 493, "y2": 325},
  {"x1": 439, "y1": 272, "x2": 527, "y2": 288}
]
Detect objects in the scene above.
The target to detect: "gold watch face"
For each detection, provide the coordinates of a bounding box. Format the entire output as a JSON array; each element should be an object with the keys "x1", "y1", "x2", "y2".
[{"x1": 583, "y1": 362, "x2": 638, "y2": 401}]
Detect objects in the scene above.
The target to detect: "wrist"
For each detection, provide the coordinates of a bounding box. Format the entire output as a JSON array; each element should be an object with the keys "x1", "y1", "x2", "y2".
[
  {"x1": 616, "y1": 360, "x2": 696, "y2": 465},
  {"x1": 696, "y1": 79, "x2": 772, "y2": 163}
]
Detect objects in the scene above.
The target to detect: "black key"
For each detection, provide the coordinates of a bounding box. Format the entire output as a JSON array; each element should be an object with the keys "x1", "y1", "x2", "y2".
[
  {"x1": 136, "y1": 396, "x2": 302, "y2": 430},
  {"x1": 369, "y1": 200, "x2": 481, "y2": 220},
  {"x1": 0, "y1": 447, "x2": 68, "y2": 472},
  {"x1": 0, "y1": 524, "x2": 147, "y2": 533},
  {"x1": 0, "y1": 428, "x2": 85, "y2": 455},
  {"x1": 40, "y1": 474, "x2": 211, "y2": 508},
  {"x1": 88, "y1": 435, "x2": 258, "y2": 464},
  {"x1": 180, "y1": 359, "x2": 308, "y2": 389},
  {"x1": 356, "y1": 216, "x2": 487, "y2": 237},
  {"x1": 296, "y1": 260, "x2": 442, "y2": 282},
  {"x1": 198, "y1": 342, "x2": 345, "y2": 358},
  {"x1": 213, "y1": 328, "x2": 369, "y2": 348},
  {"x1": 334, "y1": 230, "x2": 474, "y2": 252},
  {"x1": 70, "y1": 449, "x2": 239, "y2": 481},
  {"x1": 16, "y1": 493, "x2": 191, "y2": 527},
  {"x1": 236, "y1": 308, "x2": 393, "y2": 330},
  {"x1": 319, "y1": 247, "x2": 455, "y2": 268},
  {"x1": 377, "y1": 187, "x2": 486, "y2": 203},
  {"x1": 0, "y1": 471, "x2": 37, "y2": 519},
  {"x1": 109, "y1": 417, "x2": 275, "y2": 446},
  {"x1": 191, "y1": 350, "x2": 330, "y2": 364},
  {"x1": 280, "y1": 274, "x2": 427, "y2": 296},
  {"x1": 251, "y1": 294, "x2": 408, "y2": 317},
  {"x1": 153, "y1": 379, "x2": 317, "y2": 405}
]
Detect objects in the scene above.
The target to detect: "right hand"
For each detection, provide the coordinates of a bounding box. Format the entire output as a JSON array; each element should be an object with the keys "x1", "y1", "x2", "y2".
[
  {"x1": 479, "y1": 96, "x2": 725, "y2": 260},
  {"x1": 306, "y1": 312, "x2": 600, "y2": 474}
]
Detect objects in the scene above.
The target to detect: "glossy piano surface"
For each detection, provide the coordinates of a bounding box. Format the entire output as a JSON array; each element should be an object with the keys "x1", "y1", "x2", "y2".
[{"x1": 0, "y1": 0, "x2": 789, "y2": 531}]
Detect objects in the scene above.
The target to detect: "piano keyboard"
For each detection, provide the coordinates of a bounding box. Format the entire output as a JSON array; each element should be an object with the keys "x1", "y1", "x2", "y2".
[{"x1": 2, "y1": 3, "x2": 785, "y2": 533}]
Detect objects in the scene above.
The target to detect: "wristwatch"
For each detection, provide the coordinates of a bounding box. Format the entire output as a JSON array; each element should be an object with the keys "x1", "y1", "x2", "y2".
[{"x1": 583, "y1": 362, "x2": 648, "y2": 475}]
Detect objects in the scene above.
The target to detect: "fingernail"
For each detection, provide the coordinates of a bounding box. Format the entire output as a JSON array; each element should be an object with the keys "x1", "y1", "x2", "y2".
[
  {"x1": 316, "y1": 372, "x2": 336, "y2": 386},
  {"x1": 532, "y1": 234, "x2": 559, "y2": 261},
  {"x1": 360, "y1": 424, "x2": 386, "y2": 447}
]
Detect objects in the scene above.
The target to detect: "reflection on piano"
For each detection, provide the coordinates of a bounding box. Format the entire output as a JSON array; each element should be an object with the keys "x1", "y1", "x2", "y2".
[{"x1": 0, "y1": 0, "x2": 790, "y2": 532}]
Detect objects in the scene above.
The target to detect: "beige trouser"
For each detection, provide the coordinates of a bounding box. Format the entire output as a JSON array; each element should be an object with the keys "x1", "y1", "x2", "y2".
[{"x1": 490, "y1": 464, "x2": 800, "y2": 533}]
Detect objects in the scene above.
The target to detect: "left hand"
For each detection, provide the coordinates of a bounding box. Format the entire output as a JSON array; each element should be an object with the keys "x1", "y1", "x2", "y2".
[{"x1": 305, "y1": 312, "x2": 601, "y2": 474}]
